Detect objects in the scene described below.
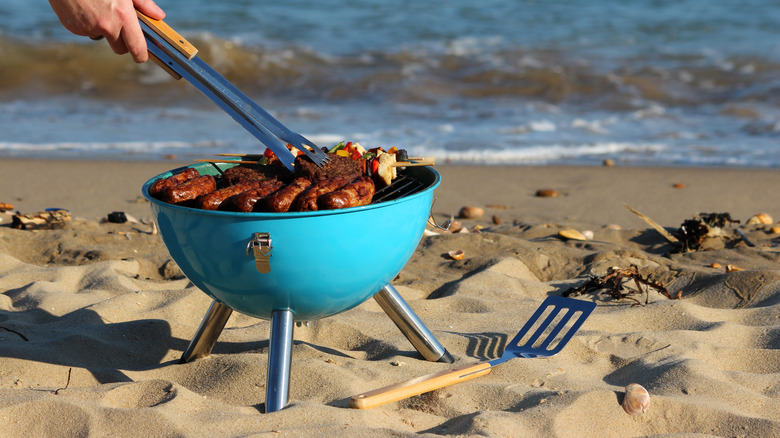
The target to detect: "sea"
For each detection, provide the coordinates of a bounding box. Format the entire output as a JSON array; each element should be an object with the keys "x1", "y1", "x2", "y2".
[{"x1": 1, "y1": 0, "x2": 780, "y2": 167}]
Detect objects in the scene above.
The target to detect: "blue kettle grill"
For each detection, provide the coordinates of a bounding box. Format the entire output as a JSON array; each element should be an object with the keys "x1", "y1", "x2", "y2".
[{"x1": 143, "y1": 162, "x2": 453, "y2": 412}]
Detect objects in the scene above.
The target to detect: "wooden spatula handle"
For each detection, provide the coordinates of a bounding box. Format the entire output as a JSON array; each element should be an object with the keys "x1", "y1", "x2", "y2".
[{"x1": 350, "y1": 362, "x2": 492, "y2": 409}]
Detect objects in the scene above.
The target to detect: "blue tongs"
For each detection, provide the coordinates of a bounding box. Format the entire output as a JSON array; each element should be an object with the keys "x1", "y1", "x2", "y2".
[{"x1": 137, "y1": 12, "x2": 329, "y2": 171}]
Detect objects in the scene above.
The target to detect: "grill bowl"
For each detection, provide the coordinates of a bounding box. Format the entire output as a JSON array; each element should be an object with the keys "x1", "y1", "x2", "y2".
[{"x1": 143, "y1": 162, "x2": 440, "y2": 320}]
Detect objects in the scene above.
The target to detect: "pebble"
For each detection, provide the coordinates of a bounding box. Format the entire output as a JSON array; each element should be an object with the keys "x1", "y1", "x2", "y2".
[
  {"x1": 535, "y1": 189, "x2": 560, "y2": 198},
  {"x1": 458, "y1": 206, "x2": 484, "y2": 219}
]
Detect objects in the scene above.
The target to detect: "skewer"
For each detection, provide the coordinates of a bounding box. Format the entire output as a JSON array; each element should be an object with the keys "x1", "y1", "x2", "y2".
[
  {"x1": 197, "y1": 158, "x2": 436, "y2": 167},
  {"x1": 215, "y1": 153, "x2": 433, "y2": 161},
  {"x1": 194, "y1": 159, "x2": 262, "y2": 165},
  {"x1": 392, "y1": 160, "x2": 435, "y2": 167}
]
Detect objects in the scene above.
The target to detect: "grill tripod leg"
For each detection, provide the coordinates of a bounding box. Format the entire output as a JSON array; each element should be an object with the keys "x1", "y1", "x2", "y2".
[
  {"x1": 374, "y1": 284, "x2": 454, "y2": 363},
  {"x1": 265, "y1": 309, "x2": 294, "y2": 413},
  {"x1": 180, "y1": 300, "x2": 233, "y2": 363}
]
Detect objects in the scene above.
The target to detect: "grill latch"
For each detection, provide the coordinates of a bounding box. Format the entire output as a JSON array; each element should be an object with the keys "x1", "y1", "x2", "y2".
[{"x1": 246, "y1": 232, "x2": 272, "y2": 274}]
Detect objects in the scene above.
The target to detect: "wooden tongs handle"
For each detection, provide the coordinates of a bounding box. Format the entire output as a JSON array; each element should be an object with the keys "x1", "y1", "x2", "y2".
[{"x1": 137, "y1": 11, "x2": 198, "y2": 79}]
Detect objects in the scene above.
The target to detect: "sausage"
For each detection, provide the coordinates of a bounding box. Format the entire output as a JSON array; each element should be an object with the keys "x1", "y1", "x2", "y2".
[
  {"x1": 318, "y1": 176, "x2": 375, "y2": 210},
  {"x1": 195, "y1": 180, "x2": 262, "y2": 211},
  {"x1": 264, "y1": 177, "x2": 312, "y2": 213},
  {"x1": 162, "y1": 175, "x2": 217, "y2": 204},
  {"x1": 292, "y1": 176, "x2": 350, "y2": 212},
  {"x1": 149, "y1": 167, "x2": 200, "y2": 198},
  {"x1": 224, "y1": 180, "x2": 284, "y2": 212}
]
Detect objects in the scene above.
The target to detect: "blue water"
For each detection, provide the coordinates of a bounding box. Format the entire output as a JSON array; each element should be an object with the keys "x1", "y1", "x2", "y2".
[{"x1": 1, "y1": 0, "x2": 780, "y2": 166}]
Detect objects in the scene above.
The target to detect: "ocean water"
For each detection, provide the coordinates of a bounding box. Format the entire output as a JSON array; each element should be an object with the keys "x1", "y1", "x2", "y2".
[{"x1": 1, "y1": 0, "x2": 780, "y2": 166}]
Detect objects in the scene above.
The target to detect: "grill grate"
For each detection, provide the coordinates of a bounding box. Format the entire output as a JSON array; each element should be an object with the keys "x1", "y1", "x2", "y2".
[{"x1": 371, "y1": 172, "x2": 425, "y2": 204}]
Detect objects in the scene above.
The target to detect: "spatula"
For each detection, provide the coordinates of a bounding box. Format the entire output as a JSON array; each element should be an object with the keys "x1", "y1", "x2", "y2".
[{"x1": 350, "y1": 295, "x2": 596, "y2": 409}]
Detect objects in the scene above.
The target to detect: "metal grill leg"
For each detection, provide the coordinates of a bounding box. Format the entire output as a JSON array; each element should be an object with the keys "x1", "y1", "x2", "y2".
[
  {"x1": 374, "y1": 284, "x2": 454, "y2": 363},
  {"x1": 180, "y1": 300, "x2": 233, "y2": 364},
  {"x1": 265, "y1": 309, "x2": 294, "y2": 413}
]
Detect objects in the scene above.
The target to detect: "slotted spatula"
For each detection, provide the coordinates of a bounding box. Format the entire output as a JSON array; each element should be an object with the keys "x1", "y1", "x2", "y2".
[{"x1": 350, "y1": 295, "x2": 596, "y2": 409}]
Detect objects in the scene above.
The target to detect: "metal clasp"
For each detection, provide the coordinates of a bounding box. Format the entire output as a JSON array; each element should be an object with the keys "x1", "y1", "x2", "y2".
[
  {"x1": 246, "y1": 232, "x2": 272, "y2": 273},
  {"x1": 427, "y1": 197, "x2": 451, "y2": 231}
]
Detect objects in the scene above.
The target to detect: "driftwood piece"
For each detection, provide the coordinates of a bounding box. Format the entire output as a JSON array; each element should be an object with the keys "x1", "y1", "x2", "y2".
[
  {"x1": 12, "y1": 210, "x2": 71, "y2": 230},
  {"x1": 624, "y1": 204, "x2": 679, "y2": 244}
]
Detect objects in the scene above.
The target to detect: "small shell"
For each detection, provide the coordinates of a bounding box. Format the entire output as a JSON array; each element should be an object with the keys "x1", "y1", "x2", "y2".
[
  {"x1": 726, "y1": 264, "x2": 744, "y2": 272},
  {"x1": 0, "y1": 202, "x2": 14, "y2": 212},
  {"x1": 558, "y1": 228, "x2": 588, "y2": 241},
  {"x1": 622, "y1": 383, "x2": 650, "y2": 416},
  {"x1": 582, "y1": 230, "x2": 594, "y2": 240},
  {"x1": 604, "y1": 224, "x2": 622, "y2": 230},
  {"x1": 747, "y1": 213, "x2": 773, "y2": 225},
  {"x1": 603, "y1": 158, "x2": 615, "y2": 167},
  {"x1": 458, "y1": 206, "x2": 484, "y2": 219},
  {"x1": 447, "y1": 250, "x2": 465, "y2": 260},
  {"x1": 770, "y1": 226, "x2": 780, "y2": 234},
  {"x1": 447, "y1": 220, "x2": 464, "y2": 233},
  {"x1": 672, "y1": 183, "x2": 686, "y2": 189},
  {"x1": 710, "y1": 262, "x2": 722, "y2": 269}
]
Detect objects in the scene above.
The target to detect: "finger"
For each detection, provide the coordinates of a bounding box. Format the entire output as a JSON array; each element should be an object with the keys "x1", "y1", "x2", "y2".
[
  {"x1": 104, "y1": 29, "x2": 130, "y2": 56},
  {"x1": 134, "y1": 0, "x2": 166, "y2": 20},
  {"x1": 122, "y1": 19, "x2": 150, "y2": 63}
]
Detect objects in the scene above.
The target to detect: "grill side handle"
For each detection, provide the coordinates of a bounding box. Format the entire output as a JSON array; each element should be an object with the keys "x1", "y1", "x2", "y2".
[{"x1": 427, "y1": 197, "x2": 451, "y2": 231}]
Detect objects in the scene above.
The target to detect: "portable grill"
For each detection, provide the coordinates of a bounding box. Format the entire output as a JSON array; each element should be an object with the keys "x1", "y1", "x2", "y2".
[{"x1": 143, "y1": 162, "x2": 452, "y2": 412}]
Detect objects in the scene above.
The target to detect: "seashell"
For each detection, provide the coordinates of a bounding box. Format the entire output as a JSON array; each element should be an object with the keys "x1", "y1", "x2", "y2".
[
  {"x1": 535, "y1": 189, "x2": 560, "y2": 198},
  {"x1": 770, "y1": 226, "x2": 780, "y2": 234},
  {"x1": 458, "y1": 206, "x2": 484, "y2": 219},
  {"x1": 603, "y1": 158, "x2": 615, "y2": 167},
  {"x1": 558, "y1": 228, "x2": 588, "y2": 241},
  {"x1": 447, "y1": 250, "x2": 465, "y2": 260},
  {"x1": 672, "y1": 183, "x2": 686, "y2": 189},
  {"x1": 604, "y1": 223, "x2": 622, "y2": 230},
  {"x1": 746, "y1": 213, "x2": 773, "y2": 225},
  {"x1": 725, "y1": 264, "x2": 744, "y2": 272},
  {"x1": 710, "y1": 262, "x2": 722, "y2": 269},
  {"x1": 0, "y1": 202, "x2": 14, "y2": 212},
  {"x1": 492, "y1": 215, "x2": 501, "y2": 225},
  {"x1": 447, "y1": 220, "x2": 464, "y2": 233},
  {"x1": 582, "y1": 230, "x2": 594, "y2": 240},
  {"x1": 622, "y1": 383, "x2": 650, "y2": 416}
]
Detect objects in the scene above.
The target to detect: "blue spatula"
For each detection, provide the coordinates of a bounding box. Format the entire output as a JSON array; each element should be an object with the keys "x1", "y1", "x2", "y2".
[{"x1": 350, "y1": 295, "x2": 596, "y2": 409}]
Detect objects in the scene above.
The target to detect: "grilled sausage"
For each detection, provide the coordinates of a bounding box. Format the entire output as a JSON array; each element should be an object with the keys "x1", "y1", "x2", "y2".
[
  {"x1": 292, "y1": 176, "x2": 350, "y2": 212},
  {"x1": 318, "y1": 176, "x2": 375, "y2": 210},
  {"x1": 224, "y1": 180, "x2": 284, "y2": 212},
  {"x1": 149, "y1": 167, "x2": 200, "y2": 198},
  {"x1": 195, "y1": 180, "x2": 262, "y2": 211},
  {"x1": 264, "y1": 177, "x2": 313, "y2": 213},
  {"x1": 162, "y1": 175, "x2": 217, "y2": 204}
]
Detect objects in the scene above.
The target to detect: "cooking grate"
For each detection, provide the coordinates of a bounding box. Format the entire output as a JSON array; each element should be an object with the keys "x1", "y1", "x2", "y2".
[
  {"x1": 371, "y1": 172, "x2": 425, "y2": 204},
  {"x1": 206, "y1": 163, "x2": 427, "y2": 205}
]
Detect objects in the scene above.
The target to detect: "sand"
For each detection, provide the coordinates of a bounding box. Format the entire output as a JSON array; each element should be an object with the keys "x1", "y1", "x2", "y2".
[{"x1": 0, "y1": 159, "x2": 778, "y2": 437}]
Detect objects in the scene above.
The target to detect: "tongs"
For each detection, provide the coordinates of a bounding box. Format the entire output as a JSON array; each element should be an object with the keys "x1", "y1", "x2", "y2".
[{"x1": 136, "y1": 12, "x2": 329, "y2": 171}]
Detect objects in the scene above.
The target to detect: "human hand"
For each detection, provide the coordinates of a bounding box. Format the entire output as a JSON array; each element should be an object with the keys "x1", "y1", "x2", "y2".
[{"x1": 48, "y1": 0, "x2": 165, "y2": 63}]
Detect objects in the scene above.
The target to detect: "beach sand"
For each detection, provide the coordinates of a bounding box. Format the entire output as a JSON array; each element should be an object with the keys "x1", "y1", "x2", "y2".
[{"x1": 1, "y1": 159, "x2": 778, "y2": 437}]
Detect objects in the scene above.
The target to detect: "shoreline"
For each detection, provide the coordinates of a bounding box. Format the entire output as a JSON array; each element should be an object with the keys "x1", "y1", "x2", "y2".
[{"x1": 2, "y1": 158, "x2": 778, "y2": 228}]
